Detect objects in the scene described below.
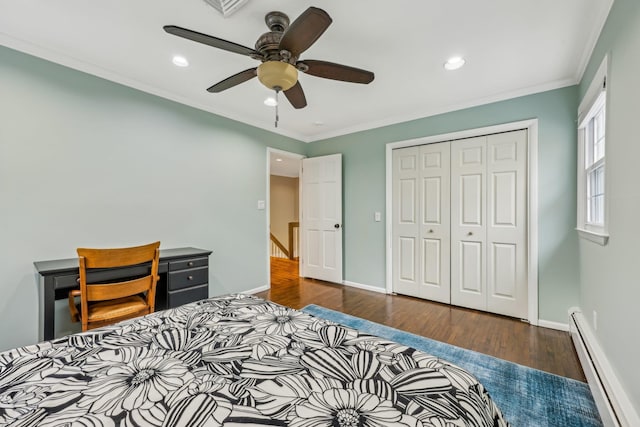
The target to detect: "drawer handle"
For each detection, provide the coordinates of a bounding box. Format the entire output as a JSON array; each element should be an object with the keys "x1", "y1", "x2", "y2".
[
  {"x1": 188, "y1": 261, "x2": 194, "y2": 267},
  {"x1": 188, "y1": 275, "x2": 193, "y2": 281}
]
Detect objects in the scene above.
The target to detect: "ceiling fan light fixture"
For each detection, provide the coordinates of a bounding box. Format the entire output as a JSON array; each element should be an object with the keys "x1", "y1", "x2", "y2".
[{"x1": 257, "y1": 61, "x2": 298, "y2": 91}]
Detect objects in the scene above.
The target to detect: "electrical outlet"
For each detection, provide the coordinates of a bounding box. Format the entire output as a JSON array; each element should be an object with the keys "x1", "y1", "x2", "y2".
[{"x1": 593, "y1": 310, "x2": 598, "y2": 331}]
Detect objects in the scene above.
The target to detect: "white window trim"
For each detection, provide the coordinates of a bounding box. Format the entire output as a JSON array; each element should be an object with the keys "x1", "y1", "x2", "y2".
[{"x1": 576, "y1": 56, "x2": 608, "y2": 245}]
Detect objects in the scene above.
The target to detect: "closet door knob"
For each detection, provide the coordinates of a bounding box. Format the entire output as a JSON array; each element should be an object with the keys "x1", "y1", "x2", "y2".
[
  {"x1": 467, "y1": 231, "x2": 473, "y2": 236},
  {"x1": 428, "y1": 229, "x2": 434, "y2": 233}
]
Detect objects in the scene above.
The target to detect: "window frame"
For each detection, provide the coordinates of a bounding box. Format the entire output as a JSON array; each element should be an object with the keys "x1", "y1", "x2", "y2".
[{"x1": 576, "y1": 56, "x2": 609, "y2": 245}]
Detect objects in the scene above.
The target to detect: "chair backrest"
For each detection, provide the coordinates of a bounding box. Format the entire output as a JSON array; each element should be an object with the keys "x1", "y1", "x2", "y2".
[{"x1": 76, "y1": 241, "x2": 160, "y2": 323}]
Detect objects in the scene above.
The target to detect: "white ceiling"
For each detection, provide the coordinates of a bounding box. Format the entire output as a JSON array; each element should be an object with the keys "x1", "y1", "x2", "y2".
[
  {"x1": 270, "y1": 151, "x2": 301, "y2": 178},
  {"x1": 0, "y1": 0, "x2": 613, "y2": 142}
]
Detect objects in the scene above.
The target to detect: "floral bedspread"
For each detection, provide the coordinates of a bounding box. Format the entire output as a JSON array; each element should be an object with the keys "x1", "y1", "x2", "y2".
[{"x1": 0, "y1": 294, "x2": 508, "y2": 426}]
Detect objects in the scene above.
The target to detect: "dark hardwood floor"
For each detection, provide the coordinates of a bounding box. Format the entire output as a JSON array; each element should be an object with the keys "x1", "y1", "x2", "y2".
[{"x1": 257, "y1": 257, "x2": 586, "y2": 382}]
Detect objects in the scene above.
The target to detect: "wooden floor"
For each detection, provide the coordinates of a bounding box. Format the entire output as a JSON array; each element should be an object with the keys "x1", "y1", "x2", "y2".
[{"x1": 257, "y1": 257, "x2": 586, "y2": 382}]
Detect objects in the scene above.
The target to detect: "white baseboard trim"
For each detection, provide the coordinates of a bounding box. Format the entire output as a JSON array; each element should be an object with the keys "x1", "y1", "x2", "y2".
[
  {"x1": 248, "y1": 281, "x2": 388, "y2": 295},
  {"x1": 537, "y1": 319, "x2": 569, "y2": 331},
  {"x1": 245, "y1": 284, "x2": 270, "y2": 294},
  {"x1": 569, "y1": 308, "x2": 640, "y2": 427},
  {"x1": 342, "y1": 280, "x2": 388, "y2": 294}
]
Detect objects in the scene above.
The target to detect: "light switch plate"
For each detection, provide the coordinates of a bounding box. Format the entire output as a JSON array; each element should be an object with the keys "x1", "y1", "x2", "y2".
[
  {"x1": 257, "y1": 200, "x2": 265, "y2": 210},
  {"x1": 374, "y1": 211, "x2": 381, "y2": 222}
]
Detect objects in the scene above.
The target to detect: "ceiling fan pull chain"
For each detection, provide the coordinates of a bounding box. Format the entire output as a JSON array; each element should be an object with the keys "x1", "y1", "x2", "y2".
[{"x1": 275, "y1": 88, "x2": 280, "y2": 128}]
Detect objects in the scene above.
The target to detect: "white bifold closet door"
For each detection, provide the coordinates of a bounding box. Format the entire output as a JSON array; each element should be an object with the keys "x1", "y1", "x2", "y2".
[
  {"x1": 392, "y1": 143, "x2": 451, "y2": 304},
  {"x1": 450, "y1": 136, "x2": 487, "y2": 310},
  {"x1": 393, "y1": 129, "x2": 528, "y2": 319}
]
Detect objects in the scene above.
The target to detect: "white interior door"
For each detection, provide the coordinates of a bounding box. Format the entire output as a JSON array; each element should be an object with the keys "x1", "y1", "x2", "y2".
[
  {"x1": 392, "y1": 143, "x2": 451, "y2": 303},
  {"x1": 392, "y1": 146, "x2": 420, "y2": 296},
  {"x1": 450, "y1": 136, "x2": 488, "y2": 311},
  {"x1": 486, "y1": 130, "x2": 528, "y2": 318},
  {"x1": 450, "y1": 131, "x2": 528, "y2": 317},
  {"x1": 300, "y1": 154, "x2": 343, "y2": 283},
  {"x1": 420, "y1": 143, "x2": 451, "y2": 303}
]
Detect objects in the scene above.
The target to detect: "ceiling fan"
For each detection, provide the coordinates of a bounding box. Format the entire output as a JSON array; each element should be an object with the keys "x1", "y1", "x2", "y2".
[{"x1": 164, "y1": 6, "x2": 374, "y2": 109}]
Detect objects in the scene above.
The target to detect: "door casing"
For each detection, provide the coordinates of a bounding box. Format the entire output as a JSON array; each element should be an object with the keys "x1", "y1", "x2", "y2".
[{"x1": 266, "y1": 147, "x2": 305, "y2": 288}]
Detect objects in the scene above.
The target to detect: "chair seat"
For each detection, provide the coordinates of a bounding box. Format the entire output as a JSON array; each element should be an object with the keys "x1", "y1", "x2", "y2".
[{"x1": 77, "y1": 295, "x2": 149, "y2": 323}]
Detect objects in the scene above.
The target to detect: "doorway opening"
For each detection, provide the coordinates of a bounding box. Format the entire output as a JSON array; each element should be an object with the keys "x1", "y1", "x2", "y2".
[{"x1": 267, "y1": 148, "x2": 303, "y2": 289}]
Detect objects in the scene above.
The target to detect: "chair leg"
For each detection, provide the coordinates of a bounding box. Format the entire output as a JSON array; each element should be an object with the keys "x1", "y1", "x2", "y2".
[{"x1": 68, "y1": 293, "x2": 80, "y2": 323}]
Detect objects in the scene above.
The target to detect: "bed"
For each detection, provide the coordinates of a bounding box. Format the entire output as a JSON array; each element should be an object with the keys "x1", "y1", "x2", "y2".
[{"x1": 0, "y1": 294, "x2": 508, "y2": 426}]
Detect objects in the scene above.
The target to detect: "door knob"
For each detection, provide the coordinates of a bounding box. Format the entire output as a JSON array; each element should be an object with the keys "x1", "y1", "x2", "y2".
[
  {"x1": 334, "y1": 224, "x2": 341, "y2": 229},
  {"x1": 467, "y1": 231, "x2": 473, "y2": 236},
  {"x1": 428, "y1": 229, "x2": 434, "y2": 233}
]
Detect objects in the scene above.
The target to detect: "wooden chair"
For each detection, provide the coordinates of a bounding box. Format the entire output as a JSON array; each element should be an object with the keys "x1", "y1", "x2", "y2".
[{"x1": 68, "y1": 241, "x2": 160, "y2": 331}]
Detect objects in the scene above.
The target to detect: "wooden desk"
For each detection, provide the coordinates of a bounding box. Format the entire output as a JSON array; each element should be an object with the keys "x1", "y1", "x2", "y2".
[{"x1": 34, "y1": 247, "x2": 212, "y2": 341}]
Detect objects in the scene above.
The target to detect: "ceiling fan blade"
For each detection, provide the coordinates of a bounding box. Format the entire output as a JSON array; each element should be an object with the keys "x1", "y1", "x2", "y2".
[
  {"x1": 284, "y1": 81, "x2": 307, "y2": 109},
  {"x1": 164, "y1": 25, "x2": 260, "y2": 57},
  {"x1": 279, "y1": 7, "x2": 332, "y2": 57},
  {"x1": 207, "y1": 68, "x2": 257, "y2": 93},
  {"x1": 300, "y1": 60, "x2": 374, "y2": 84}
]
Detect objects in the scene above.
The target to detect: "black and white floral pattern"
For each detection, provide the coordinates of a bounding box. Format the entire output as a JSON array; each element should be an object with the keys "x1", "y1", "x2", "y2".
[{"x1": 0, "y1": 294, "x2": 508, "y2": 426}]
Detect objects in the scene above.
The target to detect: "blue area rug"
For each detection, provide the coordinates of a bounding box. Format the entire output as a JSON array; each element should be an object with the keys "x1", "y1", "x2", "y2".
[{"x1": 302, "y1": 304, "x2": 603, "y2": 427}]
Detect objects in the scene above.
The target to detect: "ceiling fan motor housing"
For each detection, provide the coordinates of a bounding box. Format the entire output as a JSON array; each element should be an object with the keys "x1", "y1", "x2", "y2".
[
  {"x1": 255, "y1": 31, "x2": 283, "y2": 60},
  {"x1": 256, "y1": 11, "x2": 293, "y2": 62}
]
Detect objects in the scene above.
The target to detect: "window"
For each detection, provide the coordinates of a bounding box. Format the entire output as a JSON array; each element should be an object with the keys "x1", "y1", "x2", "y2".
[
  {"x1": 577, "y1": 57, "x2": 608, "y2": 245},
  {"x1": 585, "y1": 96, "x2": 605, "y2": 226}
]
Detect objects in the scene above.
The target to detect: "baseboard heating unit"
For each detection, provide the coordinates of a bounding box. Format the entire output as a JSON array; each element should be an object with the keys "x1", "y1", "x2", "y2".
[{"x1": 569, "y1": 308, "x2": 640, "y2": 427}]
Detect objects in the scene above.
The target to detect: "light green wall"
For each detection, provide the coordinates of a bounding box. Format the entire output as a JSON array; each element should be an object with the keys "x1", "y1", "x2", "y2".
[
  {"x1": 0, "y1": 46, "x2": 305, "y2": 350},
  {"x1": 577, "y1": 0, "x2": 640, "y2": 412},
  {"x1": 0, "y1": 19, "x2": 606, "y2": 361},
  {"x1": 307, "y1": 86, "x2": 580, "y2": 323}
]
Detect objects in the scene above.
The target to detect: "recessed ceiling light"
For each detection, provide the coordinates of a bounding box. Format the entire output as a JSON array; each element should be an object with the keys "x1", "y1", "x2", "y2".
[
  {"x1": 264, "y1": 97, "x2": 278, "y2": 107},
  {"x1": 444, "y1": 56, "x2": 465, "y2": 71},
  {"x1": 313, "y1": 121, "x2": 324, "y2": 126},
  {"x1": 172, "y1": 55, "x2": 189, "y2": 67},
  {"x1": 275, "y1": 158, "x2": 283, "y2": 162}
]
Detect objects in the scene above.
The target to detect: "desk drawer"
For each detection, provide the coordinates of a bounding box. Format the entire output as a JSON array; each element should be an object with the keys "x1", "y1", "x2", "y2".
[
  {"x1": 54, "y1": 274, "x2": 78, "y2": 290},
  {"x1": 169, "y1": 257, "x2": 208, "y2": 271},
  {"x1": 168, "y1": 267, "x2": 208, "y2": 291},
  {"x1": 54, "y1": 266, "x2": 152, "y2": 289},
  {"x1": 168, "y1": 284, "x2": 209, "y2": 308}
]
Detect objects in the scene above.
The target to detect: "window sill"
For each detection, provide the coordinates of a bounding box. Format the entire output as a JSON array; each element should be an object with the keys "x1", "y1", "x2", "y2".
[{"x1": 576, "y1": 228, "x2": 609, "y2": 246}]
